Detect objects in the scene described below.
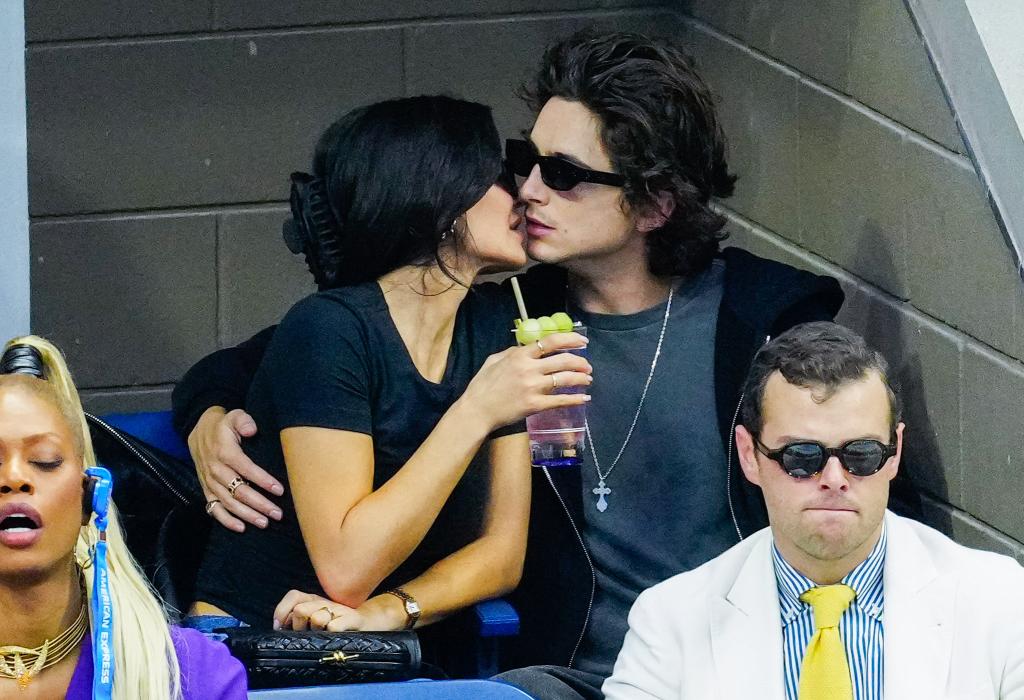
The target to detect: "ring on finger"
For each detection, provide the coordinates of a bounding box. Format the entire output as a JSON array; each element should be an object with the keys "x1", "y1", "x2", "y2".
[
  {"x1": 204, "y1": 499, "x2": 221, "y2": 516},
  {"x1": 536, "y1": 339, "x2": 545, "y2": 353},
  {"x1": 551, "y1": 374, "x2": 559, "y2": 390},
  {"x1": 315, "y1": 605, "x2": 342, "y2": 621},
  {"x1": 227, "y1": 476, "x2": 248, "y2": 497}
]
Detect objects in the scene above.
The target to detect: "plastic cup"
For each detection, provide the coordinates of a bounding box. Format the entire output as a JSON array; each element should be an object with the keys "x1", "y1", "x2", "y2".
[{"x1": 519, "y1": 325, "x2": 588, "y2": 467}]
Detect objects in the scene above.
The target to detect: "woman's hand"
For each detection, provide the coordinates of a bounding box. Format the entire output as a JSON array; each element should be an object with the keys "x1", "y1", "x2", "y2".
[
  {"x1": 456, "y1": 331, "x2": 592, "y2": 433},
  {"x1": 274, "y1": 590, "x2": 405, "y2": 632},
  {"x1": 189, "y1": 406, "x2": 284, "y2": 532}
]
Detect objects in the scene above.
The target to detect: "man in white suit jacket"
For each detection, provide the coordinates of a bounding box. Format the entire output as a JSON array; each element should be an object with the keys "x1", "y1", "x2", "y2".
[{"x1": 605, "y1": 323, "x2": 1024, "y2": 700}]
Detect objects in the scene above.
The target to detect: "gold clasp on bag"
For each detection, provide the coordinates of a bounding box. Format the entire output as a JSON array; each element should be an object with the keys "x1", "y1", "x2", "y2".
[{"x1": 319, "y1": 651, "x2": 360, "y2": 665}]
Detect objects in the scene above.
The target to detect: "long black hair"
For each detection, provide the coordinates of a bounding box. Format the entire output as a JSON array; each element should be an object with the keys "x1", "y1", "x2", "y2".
[{"x1": 310, "y1": 95, "x2": 502, "y2": 286}]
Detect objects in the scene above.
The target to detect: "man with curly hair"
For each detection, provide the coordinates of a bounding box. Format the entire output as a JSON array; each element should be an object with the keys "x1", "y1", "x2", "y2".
[
  {"x1": 489, "y1": 31, "x2": 844, "y2": 699},
  {"x1": 172, "y1": 31, "x2": 846, "y2": 699}
]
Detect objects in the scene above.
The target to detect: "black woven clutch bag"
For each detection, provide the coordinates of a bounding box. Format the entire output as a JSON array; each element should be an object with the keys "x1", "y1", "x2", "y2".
[{"x1": 220, "y1": 629, "x2": 422, "y2": 689}]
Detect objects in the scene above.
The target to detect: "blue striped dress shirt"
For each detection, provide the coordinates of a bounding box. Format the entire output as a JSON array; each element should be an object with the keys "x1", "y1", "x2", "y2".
[{"x1": 773, "y1": 526, "x2": 886, "y2": 700}]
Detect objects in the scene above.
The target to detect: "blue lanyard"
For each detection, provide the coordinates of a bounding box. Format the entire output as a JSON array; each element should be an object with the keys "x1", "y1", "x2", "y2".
[{"x1": 85, "y1": 467, "x2": 114, "y2": 700}]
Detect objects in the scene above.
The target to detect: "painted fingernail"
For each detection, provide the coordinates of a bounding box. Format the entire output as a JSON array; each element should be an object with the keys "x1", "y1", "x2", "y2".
[
  {"x1": 273, "y1": 619, "x2": 281, "y2": 631},
  {"x1": 256, "y1": 517, "x2": 269, "y2": 528},
  {"x1": 270, "y1": 509, "x2": 283, "y2": 520},
  {"x1": 583, "y1": 395, "x2": 592, "y2": 401}
]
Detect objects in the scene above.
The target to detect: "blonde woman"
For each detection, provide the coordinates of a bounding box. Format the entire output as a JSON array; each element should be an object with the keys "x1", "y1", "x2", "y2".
[{"x1": 0, "y1": 336, "x2": 246, "y2": 699}]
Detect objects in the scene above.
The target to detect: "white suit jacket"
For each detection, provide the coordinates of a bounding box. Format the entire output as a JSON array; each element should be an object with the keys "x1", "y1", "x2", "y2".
[{"x1": 603, "y1": 511, "x2": 1024, "y2": 700}]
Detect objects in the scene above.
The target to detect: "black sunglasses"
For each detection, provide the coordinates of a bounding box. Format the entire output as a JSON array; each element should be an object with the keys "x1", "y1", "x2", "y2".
[
  {"x1": 753, "y1": 436, "x2": 897, "y2": 478},
  {"x1": 505, "y1": 139, "x2": 625, "y2": 192}
]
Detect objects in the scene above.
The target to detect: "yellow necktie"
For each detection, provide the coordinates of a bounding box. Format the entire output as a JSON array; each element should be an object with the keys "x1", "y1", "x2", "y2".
[{"x1": 798, "y1": 584, "x2": 857, "y2": 700}]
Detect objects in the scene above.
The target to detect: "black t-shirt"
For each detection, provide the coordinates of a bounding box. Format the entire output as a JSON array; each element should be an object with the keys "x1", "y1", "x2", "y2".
[{"x1": 195, "y1": 281, "x2": 523, "y2": 624}]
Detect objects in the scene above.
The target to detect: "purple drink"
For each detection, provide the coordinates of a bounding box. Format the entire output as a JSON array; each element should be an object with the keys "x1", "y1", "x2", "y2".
[{"x1": 523, "y1": 325, "x2": 588, "y2": 467}]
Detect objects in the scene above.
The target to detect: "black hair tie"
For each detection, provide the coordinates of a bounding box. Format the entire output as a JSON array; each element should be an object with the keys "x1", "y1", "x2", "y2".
[{"x1": 0, "y1": 344, "x2": 45, "y2": 379}]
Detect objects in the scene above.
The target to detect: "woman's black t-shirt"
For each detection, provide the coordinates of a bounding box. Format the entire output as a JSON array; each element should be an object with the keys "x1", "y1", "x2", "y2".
[{"x1": 195, "y1": 281, "x2": 522, "y2": 625}]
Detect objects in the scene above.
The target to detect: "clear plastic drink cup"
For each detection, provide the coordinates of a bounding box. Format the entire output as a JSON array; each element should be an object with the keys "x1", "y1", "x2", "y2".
[{"x1": 519, "y1": 325, "x2": 588, "y2": 467}]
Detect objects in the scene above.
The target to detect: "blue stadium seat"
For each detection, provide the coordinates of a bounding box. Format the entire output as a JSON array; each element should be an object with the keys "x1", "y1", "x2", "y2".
[
  {"x1": 100, "y1": 410, "x2": 192, "y2": 462},
  {"x1": 248, "y1": 679, "x2": 535, "y2": 699}
]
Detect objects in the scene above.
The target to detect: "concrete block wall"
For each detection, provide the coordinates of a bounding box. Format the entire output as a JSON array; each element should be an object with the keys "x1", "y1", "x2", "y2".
[
  {"x1": 677, "y1": 0, "x2": 1024, "y2": 559},
  {"x1": 26, "y1": 1, "x2": 677, "y2": 414}
]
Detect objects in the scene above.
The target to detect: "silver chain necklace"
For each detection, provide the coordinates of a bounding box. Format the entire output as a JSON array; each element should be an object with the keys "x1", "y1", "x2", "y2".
[{"x1": 585, "y1": 287, "x2": 673, "y2": 512}]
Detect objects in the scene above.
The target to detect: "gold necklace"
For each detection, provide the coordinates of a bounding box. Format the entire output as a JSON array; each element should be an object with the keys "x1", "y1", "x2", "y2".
[{"x1": 0, "y1": 593, "x2": 88, "y2": 690}]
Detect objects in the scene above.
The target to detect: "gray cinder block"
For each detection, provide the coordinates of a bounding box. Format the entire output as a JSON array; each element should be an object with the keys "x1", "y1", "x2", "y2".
[
  {"x1": 685, "y1": 24, "x2": 801, "y2": 243},
  {"x1": 213, "y1": 0, "x2": 615, "y2": 31},
  {"x1": 81, "y1": 385, "x2": 175, "y2": 415},
  {"x1": 30, "y1": 214, "x2": 217, "y2": 388},
  {"x1": 27, "y1": 1, "x2": 211, "y2": 42},
  {"x1": 27, "y1": 27, "x2": 403, "y2": 215},
  {"x1": 961, "y1": 343, "x2": 1024, "y2": 543},
  {"x1": 684, "y1": 0, "x2": 961, "y2": 153},
  {"x1": 921, "y1": 494, "x2": 1024, "y2": 559},
  {"x1": 796, "y1": 81, "x2": 908, "y2": 298},
  {"x1": 845, "y1": 0, "x2": 963, "y2": 153},
  {"x1": 217, "y1": 206, "x2": 317, "y2": 348},
  {"x1": 903, "y1": 139, "x2": 1018, "y2": 357}
]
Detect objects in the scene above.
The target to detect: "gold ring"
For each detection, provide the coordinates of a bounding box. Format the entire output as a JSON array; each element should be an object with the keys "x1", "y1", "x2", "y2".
[
  {"x1": 551, "y1": 374, "x2": 559, "y2": 390},
  {"x1": 318, "y1": 606, "x2": 341, "y2": 621},
  {"x1": 205, "y1": 500, "x2": 221, "y2": 516},
  {"x1": 536, "y1": 339, "x2": 545, "y2": 353},
  {"x1": 227, "y1": 476, "x2": 247, "y2": 497}
]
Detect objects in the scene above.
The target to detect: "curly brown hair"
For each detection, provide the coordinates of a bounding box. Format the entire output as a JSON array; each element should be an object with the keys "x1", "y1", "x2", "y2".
[{"x1": 522, "y1": 30, "x2": 737, "y2": 278}]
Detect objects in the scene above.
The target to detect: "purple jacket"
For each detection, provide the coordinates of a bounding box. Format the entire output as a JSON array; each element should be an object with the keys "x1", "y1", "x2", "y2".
[{"x1": 67, "y1": 626, "x2": 247, "y2": 699}]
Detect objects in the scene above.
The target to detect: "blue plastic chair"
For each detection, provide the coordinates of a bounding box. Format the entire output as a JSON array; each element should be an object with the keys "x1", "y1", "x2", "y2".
[
  {"x1": 100, "y1": 410, "x2": 193, "y2": 463},
  {"x1": 248, "y1": 679, "x2": 535, "y2": 699}
]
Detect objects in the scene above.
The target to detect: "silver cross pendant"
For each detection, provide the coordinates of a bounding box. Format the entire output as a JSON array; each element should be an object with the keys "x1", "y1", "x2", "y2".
[{"x1": 593, "y1": 479, "x2": 611, "y2": 512}]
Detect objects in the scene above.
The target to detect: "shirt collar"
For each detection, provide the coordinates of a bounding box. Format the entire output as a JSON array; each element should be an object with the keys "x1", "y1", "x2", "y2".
[{"x1": 773, "y1": 524, "x2": 887, "y2": 626}]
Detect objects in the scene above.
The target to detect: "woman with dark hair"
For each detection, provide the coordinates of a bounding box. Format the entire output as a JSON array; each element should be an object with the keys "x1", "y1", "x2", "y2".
[{"x1": 187, "y1": 95, "x2": 591, "y2": 667}]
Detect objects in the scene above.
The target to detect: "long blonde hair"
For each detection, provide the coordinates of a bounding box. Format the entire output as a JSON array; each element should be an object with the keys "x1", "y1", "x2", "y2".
[{"x1": 2, "y1": 336, "x2": 182, "y2": 700}]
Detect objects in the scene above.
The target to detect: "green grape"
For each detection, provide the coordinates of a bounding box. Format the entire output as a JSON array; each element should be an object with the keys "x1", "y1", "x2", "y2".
[
  {"x1": 515, "y1": 318, "x2": 543, "y2": 345},
  {"x1": 538, "y1": 316, "x2": 558, "y2": 337},
  {"x1": 550, "y1": 312, "x2": 575, "y2": 332}
]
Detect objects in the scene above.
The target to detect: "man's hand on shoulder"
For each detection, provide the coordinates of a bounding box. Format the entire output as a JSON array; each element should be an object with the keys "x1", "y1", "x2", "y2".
[{"x1": 190, "y1": 406, "x2": 285, "y2": 532}]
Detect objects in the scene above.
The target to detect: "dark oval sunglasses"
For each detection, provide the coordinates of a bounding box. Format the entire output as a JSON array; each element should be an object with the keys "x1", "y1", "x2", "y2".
[
  {"x1": 753, "y1": 436, "x2": 897, "y2": 478},
  {"x1": 505, "y1": 138, "x2": 625, "y2": 192}
]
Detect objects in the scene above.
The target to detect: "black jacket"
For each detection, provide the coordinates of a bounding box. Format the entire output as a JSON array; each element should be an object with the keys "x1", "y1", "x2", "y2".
[
  {"x1": 503, "y1": 248, "x2": 844, "y2": 669},
  {"x1": 171, "y1": 247, "x2": 845, "y2": 668}
]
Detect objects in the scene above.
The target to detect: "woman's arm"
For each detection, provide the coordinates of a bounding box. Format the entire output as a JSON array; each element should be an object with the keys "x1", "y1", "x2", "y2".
[
  {"x1": 284, "y1": 402, "x2": 491, "y2": 607},
  {"x1": 285, "y1": 334, "x2": 588, "y2": 609},
  {"x1": 276, "y1": 432, "x2": 531, "y2": 631}
]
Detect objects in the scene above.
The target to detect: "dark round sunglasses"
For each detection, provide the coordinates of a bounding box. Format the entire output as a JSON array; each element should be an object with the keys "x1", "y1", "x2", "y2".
[
  {"x1": 753, "y1": 436, "x2": 897, "y2": 478},
  {"x1": 505, "y1": 138, "x2": 625, "y2": 192}
]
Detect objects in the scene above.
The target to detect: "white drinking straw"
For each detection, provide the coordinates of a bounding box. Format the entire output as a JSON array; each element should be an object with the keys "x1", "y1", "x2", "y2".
[{"x1": 509, "y1": 276, "x2": 529, "y2": 323}]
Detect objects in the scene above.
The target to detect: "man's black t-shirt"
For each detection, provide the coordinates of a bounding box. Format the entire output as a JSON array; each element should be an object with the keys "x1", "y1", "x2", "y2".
[{"x1": 194, "y1": 281, "x2": 522, "y2": 624}]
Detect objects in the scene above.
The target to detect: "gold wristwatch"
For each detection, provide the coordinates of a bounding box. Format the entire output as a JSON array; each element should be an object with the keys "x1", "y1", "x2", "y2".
[{"x1": 385, "y1": 588, "x2": 421, "y2": 630}]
